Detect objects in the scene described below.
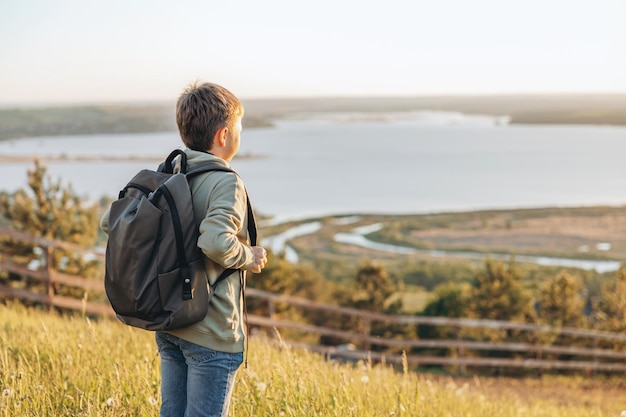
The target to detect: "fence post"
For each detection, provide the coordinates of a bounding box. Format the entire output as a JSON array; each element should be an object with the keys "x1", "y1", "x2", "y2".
[
  {"x1": 268, "y1": 298, "x2": 276, "y2": 320},
  {"x1": 361, "y1": 317, "x2": 371, "y2": 351},
  {"x1": 590, "y1": 334, "x2": 599, "y2": 377},
  {"x1": 44, "y1": 243, "x2": 54, "y2": 311},
  {"x1": 454, "y1": 325, "x2": 466, "y2": 375}
]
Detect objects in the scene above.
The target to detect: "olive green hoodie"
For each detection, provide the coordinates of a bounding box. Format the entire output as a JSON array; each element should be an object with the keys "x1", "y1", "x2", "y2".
[{"x1": 166, "y1": 149, "x2": 255, "y2": 352}]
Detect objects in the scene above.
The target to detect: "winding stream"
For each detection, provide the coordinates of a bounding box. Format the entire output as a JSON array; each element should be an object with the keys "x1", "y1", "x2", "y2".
[{"x1": 264, "y1": 221, "x2": 622, "y2": 273}]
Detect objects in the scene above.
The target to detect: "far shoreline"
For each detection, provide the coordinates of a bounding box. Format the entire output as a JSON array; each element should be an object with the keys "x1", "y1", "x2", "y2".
[{"x1": 2, "y1": 94, "x2": 626, "y2": 141}]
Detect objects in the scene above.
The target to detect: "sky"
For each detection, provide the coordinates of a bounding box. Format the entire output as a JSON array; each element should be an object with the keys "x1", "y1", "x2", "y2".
[{"x1": 1, "y1": 0, "x2": 625, "y2": 105}]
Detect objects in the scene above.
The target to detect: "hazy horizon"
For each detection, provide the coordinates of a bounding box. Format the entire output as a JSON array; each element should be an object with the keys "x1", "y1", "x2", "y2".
[{"x1": 3, "y1": 92, "x2": 626, "y2": 110}]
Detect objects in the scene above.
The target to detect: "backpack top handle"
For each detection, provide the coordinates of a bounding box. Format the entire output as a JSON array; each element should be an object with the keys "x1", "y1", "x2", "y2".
[{"x1": 162, "y1": 149, "x2": 188, "y2": 174}]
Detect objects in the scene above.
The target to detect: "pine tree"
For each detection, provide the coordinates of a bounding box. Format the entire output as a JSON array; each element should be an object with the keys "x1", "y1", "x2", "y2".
[
  {"x1": 419, "y1": 282, "x2": 471, "y2": 338},
  {"x1": 597, "y1": 267, "x2": 626, "y2": 333},
  {"x1": 469, "y1": 259, "x2": 532, "y2": 322},
  {"x1": 538, "y1": 271, "x2": 584, "y2": 328},
  {"x1": 350, "y1": 259, "x2": 397, "y2": 312},
  {"x1": 0, "y1": 159, "x2": 100, "y2": 297},
  {"x1": 467, "y1": 259, "x2": 534, "y2": 345},
  {"x1": 346, "y1": 259, "x2": 411, "y2": 349}
]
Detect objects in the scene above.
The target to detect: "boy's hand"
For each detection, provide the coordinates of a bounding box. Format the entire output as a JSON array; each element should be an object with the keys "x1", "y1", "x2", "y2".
[{"x1": 250, "y1": 246, "x2": 267, "y2": 273}]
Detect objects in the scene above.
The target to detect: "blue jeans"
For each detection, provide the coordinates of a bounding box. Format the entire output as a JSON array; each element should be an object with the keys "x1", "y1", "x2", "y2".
[{"x1": 155, "y1": 332, "x2": 243, "y2": 417}]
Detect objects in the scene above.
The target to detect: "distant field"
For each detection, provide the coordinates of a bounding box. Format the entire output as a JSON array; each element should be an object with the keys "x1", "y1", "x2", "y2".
[
  {"x1": 272, "y1": 205, "x2": 626, "y2": 266},
  {"x1": 260, "y1": 205, "x2": 626, "y2": 304},
  {"x1": 1, "y1": 93, "x2": 626, "y2": 140}
]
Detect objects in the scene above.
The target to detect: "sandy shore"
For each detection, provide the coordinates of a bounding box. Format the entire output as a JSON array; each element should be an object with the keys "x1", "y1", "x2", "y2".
[
  {"x1": 0, "y1": 153, "x2": 264, "y2": 164},
  {"x1": 0, "y1": 155, "x2": 164, "y2": 163}
]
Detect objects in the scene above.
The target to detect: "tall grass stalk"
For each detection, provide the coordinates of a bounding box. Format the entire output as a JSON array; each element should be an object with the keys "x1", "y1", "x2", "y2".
[{"x1": 0, "y1": 303, "x2": 623, "y2": 416}]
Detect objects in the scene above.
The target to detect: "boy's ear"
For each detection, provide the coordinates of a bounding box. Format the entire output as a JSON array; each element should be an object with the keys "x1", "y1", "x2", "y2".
[{"x1": 214, "y1": 127, "x2": 229, "y2": 147}]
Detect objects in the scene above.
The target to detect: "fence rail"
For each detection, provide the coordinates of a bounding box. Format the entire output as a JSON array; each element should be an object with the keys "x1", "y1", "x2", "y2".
[
  {"x1": 1, "y1": 225, "x2": 625, "y2": 373},
  {"x1": 244, "y1": 288, "x2": 626, "y2": 372}
]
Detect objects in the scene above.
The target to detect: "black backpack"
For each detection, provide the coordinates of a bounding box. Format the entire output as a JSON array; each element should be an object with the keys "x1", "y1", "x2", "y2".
[{"x1": 104, "y1": 149, "x2": 257, "y2": 331}]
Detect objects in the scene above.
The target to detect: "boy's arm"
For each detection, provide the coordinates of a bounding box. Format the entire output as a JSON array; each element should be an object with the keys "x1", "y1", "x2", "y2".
[{"x1": 197, "y1": 174, "x2": 257, "y2": 271}]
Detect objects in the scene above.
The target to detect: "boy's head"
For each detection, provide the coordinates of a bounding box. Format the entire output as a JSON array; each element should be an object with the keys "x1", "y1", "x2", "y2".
[{"x1": 176, "y1": 82, "x2": 244, "y2": 151}]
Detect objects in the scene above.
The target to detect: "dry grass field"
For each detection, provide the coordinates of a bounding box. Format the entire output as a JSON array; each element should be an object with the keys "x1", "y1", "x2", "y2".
[
  {"x1": 2, "y1": 302, "x2": 626, "y2": 416},
  {"x1": 410, "y1": 373, "x2": 626, "y2": 413}
]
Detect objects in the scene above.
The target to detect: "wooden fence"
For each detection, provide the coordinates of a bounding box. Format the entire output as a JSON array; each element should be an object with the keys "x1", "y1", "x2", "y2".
[
  {"x1": 0, "y1": 226, "x2": 113, "y2": 317},
  {"x1": 244, "y1": 288, "x2": 626, "y2": 372},
  {"x1": 1, "y1": 225, "x2": 626, "y2": 373}
]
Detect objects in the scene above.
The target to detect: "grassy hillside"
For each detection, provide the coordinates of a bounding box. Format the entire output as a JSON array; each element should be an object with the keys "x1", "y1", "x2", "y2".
[
  {"x1": 1, "y1": 93, "x2": 626, "y2": 140},
  {"x1": 1, "y1": 302, "x2": 625, "y2": 416}
]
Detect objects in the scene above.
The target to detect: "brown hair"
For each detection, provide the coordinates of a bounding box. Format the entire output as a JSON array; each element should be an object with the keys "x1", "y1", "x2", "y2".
[{"x1": 176, "y1": 82, "x2": 243, "y2": 151}]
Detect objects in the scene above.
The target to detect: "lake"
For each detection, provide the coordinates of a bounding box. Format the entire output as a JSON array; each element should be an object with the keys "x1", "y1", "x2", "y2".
[{"x1": 1, "y1": 112, "x2": 625, "y2": 221}]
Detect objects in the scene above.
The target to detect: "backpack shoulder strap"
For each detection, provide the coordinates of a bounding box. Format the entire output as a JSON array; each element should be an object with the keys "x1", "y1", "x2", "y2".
[
  {"x1": 185, "y1": 163, "x2": 256, "y2": 242},
  {"x1": 185, "y1": 161, "x2": 258, "y2": 285},
  {"x1": 185, "y1": 161, "x2": 234, "y2": 178}
]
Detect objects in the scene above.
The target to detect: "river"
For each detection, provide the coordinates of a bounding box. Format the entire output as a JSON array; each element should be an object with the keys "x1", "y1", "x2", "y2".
[{"x1": 1, "y1": 112, "x2": 625, "y2": 221}]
